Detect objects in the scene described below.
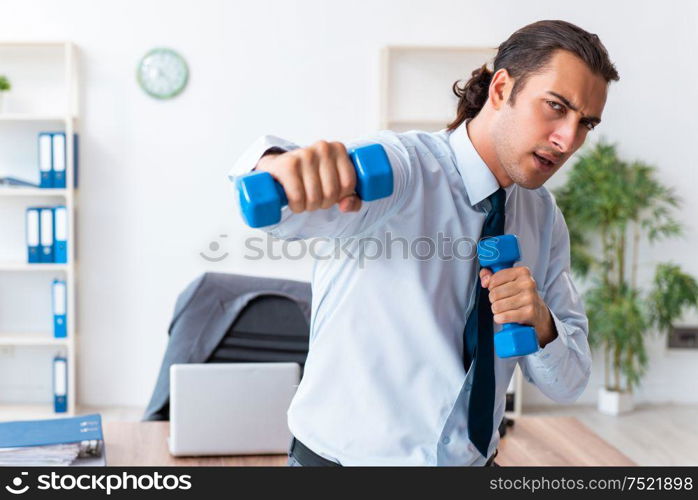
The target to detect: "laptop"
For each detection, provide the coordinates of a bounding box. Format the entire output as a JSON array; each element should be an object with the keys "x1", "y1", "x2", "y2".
[{"x1": 168, "y1": 362, "x2": 300, "y2": 456}]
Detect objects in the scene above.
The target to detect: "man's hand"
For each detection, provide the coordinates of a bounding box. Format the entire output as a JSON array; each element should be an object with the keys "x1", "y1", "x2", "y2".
[
  {"x1": 255, "y1": 141, "x2": 362, "y2": 214},
  {"x1": 479, "y1": 266, "x2": 558, "y2": 347}
]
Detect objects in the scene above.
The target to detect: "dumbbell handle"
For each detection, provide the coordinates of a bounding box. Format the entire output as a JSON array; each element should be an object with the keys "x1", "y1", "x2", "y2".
[{"x1": 236, "y1": 143, "x2": 393, "y2": 228}]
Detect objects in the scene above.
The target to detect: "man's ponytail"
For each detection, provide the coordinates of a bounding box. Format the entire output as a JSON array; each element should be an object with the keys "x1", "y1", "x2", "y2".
[{"x1": 446, "y1": 64, "x2": 493, "y2": 131}]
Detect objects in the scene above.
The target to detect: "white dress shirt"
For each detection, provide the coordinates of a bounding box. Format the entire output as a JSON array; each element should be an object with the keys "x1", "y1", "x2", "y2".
[{"x1": 227, "y1": 121, "x2": 591, "y2": 466}]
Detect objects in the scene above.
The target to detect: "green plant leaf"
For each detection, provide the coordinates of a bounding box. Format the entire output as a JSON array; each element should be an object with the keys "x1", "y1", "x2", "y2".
[
  {"x1": 0, "y1": 75, "x2": 10, "y2": 92},
  {"x1": 648, "y1": 263, "x2": 698, "y2": 334}
]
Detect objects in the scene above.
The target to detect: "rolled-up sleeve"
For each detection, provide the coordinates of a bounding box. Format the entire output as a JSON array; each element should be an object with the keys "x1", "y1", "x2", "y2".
[
  {"x1": 519, "y1": 205, "x2": 592, "y2": 404},
  {"x1": 227, "y1": 132, "x2": 414, "y2": 240}
]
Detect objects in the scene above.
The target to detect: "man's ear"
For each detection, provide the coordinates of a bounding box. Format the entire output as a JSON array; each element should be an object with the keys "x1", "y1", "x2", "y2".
[{"x1": 488, "y1": 68, "x2": 513, "y2": 110}]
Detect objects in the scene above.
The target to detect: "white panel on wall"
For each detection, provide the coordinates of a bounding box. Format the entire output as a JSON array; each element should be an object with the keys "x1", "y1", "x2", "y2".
[{"x1": 386, "y1": 47, "x2": 496, "y2": 123}]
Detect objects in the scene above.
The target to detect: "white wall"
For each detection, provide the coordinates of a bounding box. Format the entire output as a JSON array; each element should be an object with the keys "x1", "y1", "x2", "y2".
[{"x1": 0, "y1": 0, "x2": 696, "y2": 408}]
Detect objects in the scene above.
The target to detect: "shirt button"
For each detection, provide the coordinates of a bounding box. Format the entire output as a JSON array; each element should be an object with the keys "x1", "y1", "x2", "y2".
[{"x1": 442, "y1": 437, "x2": 451, "y2": 445}]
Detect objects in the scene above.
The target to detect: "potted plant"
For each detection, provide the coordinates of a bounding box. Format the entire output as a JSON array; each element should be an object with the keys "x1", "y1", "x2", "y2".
[
  {"x1": 0, "y1": 75, "x2": 10, "y2": 112},
  {"x1": 554, "y1": 140, "x2": 698, "y2": 415}
]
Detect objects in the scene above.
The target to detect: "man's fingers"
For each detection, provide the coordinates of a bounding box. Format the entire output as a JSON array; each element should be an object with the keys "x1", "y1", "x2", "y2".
[
  {"x1": 486, "y1": 266, "x2": 536, "y2": 290},
  {"x1": 338, "y1": 195, "x2": 361, "y2": 212},
  {"x1": 335, "y1": 145, "x2": 357, "y2": 199},
  {"x1": 276, "y1": 156, "x2": 306, "y2": 213},
  {"x1": 318, "y1": 151, "x2": 341, "y2": 210},
  {"x1": 486, "y1": 268, "x2": 521, "y2": 289},
  {"x1": 264, "y1": 141, "x2": 359, "y2": 214},
  {"x1": 300, "y1": 151, "x2": 323, "y2": 211},
  {"x1": 487, "y1": 281, "x2": 521, "y2": 303},
  {"x1": 480, "y1": 268, "x2": 493, "y2": 287},
  {"x1": 493, "y1": 304, "x2": 536, "y2": 325},
  {"x1": 491, "y1": 293, "x2": 531, "y2": 315}
]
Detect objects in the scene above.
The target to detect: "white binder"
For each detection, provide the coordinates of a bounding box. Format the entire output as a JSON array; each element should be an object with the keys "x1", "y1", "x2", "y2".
[
  {"x1": 39, "y1": 133, "x2": 53, "y2": 188},
  {"x1": 39, "y1": 207, "x2": 54, "y2": 262},
  {"x1": 26, "y1": 208, "x2": 41, "y2": 263},
  {"x1": 52, "y1": 133, "x2": 66, "y2": 188}
]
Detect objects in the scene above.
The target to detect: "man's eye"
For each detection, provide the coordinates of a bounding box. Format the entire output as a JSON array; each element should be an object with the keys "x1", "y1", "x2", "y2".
[
  {"x1": 585, "y1": 122, "x2": 596, "y2": 132},
  {"x1": 547, "y1": 100, "x2": 564, "y2": 112}
]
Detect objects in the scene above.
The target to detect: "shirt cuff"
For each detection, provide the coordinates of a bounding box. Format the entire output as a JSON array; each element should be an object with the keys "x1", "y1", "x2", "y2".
[
  {"x1": 227, "y1": 135, "x2": 298, "y2": 183},
  {"x1": 527, "y1": 308, "x2": 569, "y2": 365}
]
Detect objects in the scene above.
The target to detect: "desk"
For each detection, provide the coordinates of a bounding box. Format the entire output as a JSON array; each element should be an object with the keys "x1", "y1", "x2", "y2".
[{"x1": 103, "y1": 417, "x2": 634, "y2": 466}]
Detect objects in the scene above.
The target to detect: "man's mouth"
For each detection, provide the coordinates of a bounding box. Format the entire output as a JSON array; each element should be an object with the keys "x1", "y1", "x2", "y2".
[{"x1": 532, "y1": 152, "x2": 557, "y2": 171}]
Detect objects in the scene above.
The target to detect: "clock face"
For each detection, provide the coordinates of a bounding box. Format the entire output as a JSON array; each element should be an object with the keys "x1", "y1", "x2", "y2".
[{"x1": 137, "y1": 48, "x2": 189, "y2": 99}]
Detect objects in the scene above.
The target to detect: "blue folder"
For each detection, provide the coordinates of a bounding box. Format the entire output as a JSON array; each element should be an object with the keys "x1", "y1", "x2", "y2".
[
  {"x1": 38, "y1": 132, "x2": 54, "y2": 188},
  {"x1": 39, "y1": 207, "x2": 54, "y2": 263},
  {"x1": 26, "y1": 207, "x2": 41, "y2": 263},
  {"x1": 73, "y1": 133, "x2": 79, "y2": 188},
  {"x1": 0, "y1": 413, "x2": 105, "y2": 466},
  {"x1": 52, "y1": 132, "x2": 67, "y2": 189},
  {"x1": 53, "y1": 206, "x2": 68, "y2": 263},
  {"x1": 0, "y1": 413, "x2": 102, "y2": 448},
  {"x1": 52, "y1": 280, "x2": 67, "y2": 338},
  {"x1": 53, "y1": 356, "x2": 67, "y2": 413}
]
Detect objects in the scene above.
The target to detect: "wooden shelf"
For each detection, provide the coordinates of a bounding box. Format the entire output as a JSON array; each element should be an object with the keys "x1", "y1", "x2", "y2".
[
  {"x1": 0, "y1": 332, "x2": 68, "y2": 346},
  {"x1": 0, "y1": 113, "x2": 74, "y2": 122},
  {"x1": 381, "y1": 45, "x2": 496, "y2": 133},
  {"x1": 386, "y1": 119, "x2": 450, "y2": 132},
  {"x1": 0, "y1": 262, "x2": 69, "y2": 272},
  {"x1": 0, "y1": 187, "x2": 68, "y2": 197},
  {"x1": 388, "y1": 119, "x2": 451, "y2": 125},
  {"x1": 0, "y1": 41, "x2": 71, "y2": 47}
]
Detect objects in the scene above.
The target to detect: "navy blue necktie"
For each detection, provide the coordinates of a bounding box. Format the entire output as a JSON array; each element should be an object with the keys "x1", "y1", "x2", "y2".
[{"x1": 463, "y1": 187, "x2": 505, "y2": 458}]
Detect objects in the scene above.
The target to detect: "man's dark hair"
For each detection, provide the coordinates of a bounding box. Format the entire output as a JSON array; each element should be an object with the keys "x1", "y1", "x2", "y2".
[{"x1": 446, "y1": 20, "x2": 619, "y2": 131}]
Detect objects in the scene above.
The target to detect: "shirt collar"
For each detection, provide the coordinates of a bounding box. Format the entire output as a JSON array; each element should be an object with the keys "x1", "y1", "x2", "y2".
[{"x1": 447, "y1": 120, "x2": 515, "y2": 208}]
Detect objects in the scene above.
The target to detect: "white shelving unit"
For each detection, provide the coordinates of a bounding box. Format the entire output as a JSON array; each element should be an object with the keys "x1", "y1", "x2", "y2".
[
  {"x1": 0, "y1": 41, "x2": 79, "y2": 418},
  {"x1": 380, "y1": 45, "x2": 498, "y2": 131},
  {"x1": 380, "y1": 45, "x2": 523, "y2": 417}
]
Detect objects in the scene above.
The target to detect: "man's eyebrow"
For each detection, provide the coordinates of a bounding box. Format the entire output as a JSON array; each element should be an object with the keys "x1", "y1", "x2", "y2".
[{"x1": 546, "y1": 91, "x2": 601, "y2": 124}]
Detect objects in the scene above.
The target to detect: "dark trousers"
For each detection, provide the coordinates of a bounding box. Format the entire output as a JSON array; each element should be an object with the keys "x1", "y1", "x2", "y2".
[{"x1": 288, "y1": 437, "x2": 500, "y2": 466}]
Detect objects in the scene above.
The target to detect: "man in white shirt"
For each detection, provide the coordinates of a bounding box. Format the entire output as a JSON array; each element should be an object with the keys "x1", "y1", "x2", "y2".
[{"x1": 229, "y1": 19, "x2": 619, "y2": 466}]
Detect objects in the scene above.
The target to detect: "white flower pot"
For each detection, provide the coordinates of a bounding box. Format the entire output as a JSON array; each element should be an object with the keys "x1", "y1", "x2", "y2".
[
  {"x1": 0, "y1": 92, "x2": 5, "y2": 113},
  {"x1": 597, "y1": 387, "x2": 634, "y2": 415}
]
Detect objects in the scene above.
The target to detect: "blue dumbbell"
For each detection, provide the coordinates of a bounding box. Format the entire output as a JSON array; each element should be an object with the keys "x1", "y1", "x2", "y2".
[
  {"x1": 478, "y1": 234, "x2": 539, "y2": 358},
  {"x1": 236, "y1": 143, "x2": 393, "y2": 228}
]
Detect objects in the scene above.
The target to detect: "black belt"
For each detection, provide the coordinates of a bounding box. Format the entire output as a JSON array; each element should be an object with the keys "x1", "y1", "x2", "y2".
[
  {"x1": 289, "y1": 437, "x2": 499, "y2": 466},
  {"x1": 290, "y1": 438, "x2": 340, "y2": 466}
]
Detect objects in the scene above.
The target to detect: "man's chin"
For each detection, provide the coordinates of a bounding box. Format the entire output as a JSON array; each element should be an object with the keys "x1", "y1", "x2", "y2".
[
  {"x1": 508, "y1": 168, "x2": 549, "y2": 190},
  {"x1": 516, "y1": 177, "x2": 547, "y2": 189}
]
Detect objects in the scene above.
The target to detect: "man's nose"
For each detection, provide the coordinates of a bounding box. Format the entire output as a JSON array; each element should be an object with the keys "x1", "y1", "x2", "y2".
[{"x1": 550, "y1": 120, "x2": 578, "y2": 154}]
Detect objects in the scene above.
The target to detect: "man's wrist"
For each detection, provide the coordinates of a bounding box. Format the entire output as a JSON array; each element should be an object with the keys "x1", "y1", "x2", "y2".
[
  {"x1": 535, "y1": 306, "x2": 558, "y2": 348},
  {"x1": 253, "y1": 147, "x2": 285, "y2": 171}
]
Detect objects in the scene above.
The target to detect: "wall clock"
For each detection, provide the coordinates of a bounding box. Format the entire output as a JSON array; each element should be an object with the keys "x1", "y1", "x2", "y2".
[{"x1": 137, "y1": 48, "x2": 189, "y2": 99}]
